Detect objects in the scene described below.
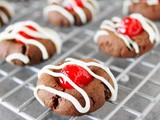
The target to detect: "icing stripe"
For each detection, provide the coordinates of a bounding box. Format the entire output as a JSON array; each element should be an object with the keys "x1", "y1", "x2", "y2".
[
  {"x1": 122, "y1": 0, "x2": 131, "y2": 15},
  {"x1": 130, "y1": 14, "x2": 156, "y2": 44},
  {"x1": 147, "y1": 0, "x2": 159, "y2": 5},
  {"x1": 83, "y1": 1, "x2": 95, "y2": 18},
  {"x1": 145, "y1": 18, "x2": 160, "y2": 43},
  {"x1": 100, "y1": 24, "x2": 116, "y2": 32},
  {"x1": 6, "y1": 53, "x2": 29, "y2": 64},
  {"x1": 11, "y1": 27, "x2": 48, "y2": 39},
  {"x1": 111, "y1": 17, "x2": 122, "y2": 23},
  {"x1": 86, "y1": 0, "x2": 99, "y2": 11},
  {"x1": 73, "y1": 6, "x2": 87, "y2": 24},
  {"x1": 43, "y1": 5, "x2": 75, "y2": 25},
  {"x1": 35, "y1": 58, "x2": 117, "y2": 113},
  {"x1": 62, "y1": 0, "x2": 87, "y2": 24},
  {"x1": 0, "y1": 1, "x2": 14, "y2": 17},
  {"x1": 48, "y1": 0, "x2": 62, "y2": 4},
  {"x1": 94, "y1": 30, "x2": 109, "y2": 43},
  {"x1": 116, "y1": 34, "x2": 132, "y2": 50},
  {"x1": 43, "y1": 28, "x2": 62, "y2": 54},
  {"x1": 0, "y1": 11, "x2": 9, "y2": 24}
]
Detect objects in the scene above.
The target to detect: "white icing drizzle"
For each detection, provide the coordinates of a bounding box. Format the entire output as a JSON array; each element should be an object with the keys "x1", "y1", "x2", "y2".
[
  {"x1": 147, "y1": 0, "x2": 159, "y2": 5},
  {"x1": 94, "y1": 30, "x2": 109, "y2": 43},
  {"x1": 0, "y1": 1, "x2": 14, "y2": 17},
  {"x1": 0, "y1": 21, "x2": 62, "y2": 64},
  {"x1": 83, "y1": 1, "x2": 95, "y2": 18},
  {"x1": 94, "y1": 13, "x2": 159, "y2": 54},
  {"x1": 6, "y1": 53, "x2": 30, "y2": 64},
  {"x1": 111, "y1": 17, "x2": 122, "y2": 23},
  {"x1": 0, "y1": 11, "x2": 9, "y2": 24},
  {"x1": 122, "y1": 0, "x2": 131, "y2": 15},
  {"x1": 44, "y1": 0, "x2": 98, "y2": 25},
  {"x1": 0, "y1": 1, "x2": 14, "y2": 26},
  {"x1": 62, "y1": 0, "x2": 87, "y2": 24},
  {"x1": 130, "y1": 13, "x2": 158, "y2": 44},
  {"x1": 86, "y1": 0, "x2": 99, "y2": 11},
  {"x1": 144, "y1": 18, "x2": 160, "y2": 44},
  {"x1": 34, "y1": 58, "x2": 118, "y2": 113},
  {"x1": 43, "y1": 5, "x2": 75, "y2": 25},
  {"x1": 48, "y1": 0, "x2": 62, "y2": 4}
]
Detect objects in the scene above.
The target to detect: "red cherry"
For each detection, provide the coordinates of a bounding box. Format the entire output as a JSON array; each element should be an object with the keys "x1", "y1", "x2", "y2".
[
  {"x1": 15, "y1": 25, "x2": 39, "y2": 44},
  {"x1": 65, "y1": 3, "x2": 74, "y2": 11},
  {"x1": 117, "y1": 17, "x2": 143, "y2": 37},
  {"x1": 59, "y1": 64, "x2": 93, "y2": 89},
  {"x1": 65, "y1": 0, "x2": 84, "y2": 12},
  {"x1": 75, "y1": 0, "x2": 84, "y2": 7}
]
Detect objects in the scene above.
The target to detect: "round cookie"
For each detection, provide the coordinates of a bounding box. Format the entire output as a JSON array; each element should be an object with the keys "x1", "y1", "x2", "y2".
[
  {"x1": 123, "y1": 0, "x2": 160, "y2": 21},
  {"x1": 0, "y1": 21, "x2": 62, "y2": 66},
  {"x1": 43, "y1": 0, "x2": 99, "y2": 27},
  {"x1": 0, "y1": 1, "x2": 14, "y2": 27},
  {"x1": 94, "y1": 13, "x2": 159, "y2": 58},
  {"x1": 34, "y1": 58, "x2": 118, "y2": 116}
]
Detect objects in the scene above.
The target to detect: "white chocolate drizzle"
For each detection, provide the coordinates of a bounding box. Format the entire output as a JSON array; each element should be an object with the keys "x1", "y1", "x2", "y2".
[
  {"x1": 122, "y1": 0, "x2": 131, "y2": 15},
  {"x1": 0, "y1": 1, "x2": 14, "y2": 27},
  {"x1": 48, "y1": 0, "x2": 62, "y2": 4},
  {"x1": 0, "y1": 1, "x2": 14, "y2": 17},
  {"x1": 94, "y1": 13, "x2": 159, "y2": 54},
  {"x1": 147, "y1": 0, "x2": 159, "y2": 5},
  {"x1": 0, "y1": 11, "x2": 9, "y2": 24},
  {"x1": 130, "y1": 13, "x2": 158, "y2": 44},
  {"x1": 0, "y1": 21, "x2": 62, "y2": 64},
  {"x1": 63, "y1": 0, "x2": 87, "y2": 24},
  {"x1": 6, "y1": 53, "x2": 30, "y2": 64},
  {"x1": 34, "y1": 58, "x2": 118, "y2": 113},
  {"x1": 44, "y1": 0, "x2": 98, "y2": 25},
  {"x1": 43, "y1": 4, "x2": 75, "y2": 25}
]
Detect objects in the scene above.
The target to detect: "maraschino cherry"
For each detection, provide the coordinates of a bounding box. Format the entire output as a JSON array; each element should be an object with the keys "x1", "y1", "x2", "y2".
[
  {"x1": 65, "y1": 0, "x2": 84, "y2": 12},
  {"x1": 15, "y1": 25, "x2": 39, "y2": 44},
  {"x1": 117, "y1": 17, "x2": 143, "y2": 37},
  {"x1": 59, "y1": 64, "x2": 93, "y2": 89}
]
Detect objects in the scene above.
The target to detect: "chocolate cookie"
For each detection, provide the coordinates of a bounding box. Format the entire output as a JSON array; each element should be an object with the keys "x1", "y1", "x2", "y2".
[
  {"x1": 94, "y1": 13, "x2": 159, "y2": 58},
  {"x1": 123, "y1": 0, "x2": 160, "y2": 21},
  {"x1": 34, "y1": 58, "x2": 118, "y2": 116},
  {"x1": 43, "y1": 0, "x2": 99, "y2": 27},
  {"x1": 0, "y1": 1, "x2": 14, "y2": 27},
  {"x1": 0, "y1": 21, "x2": 62, "y2": 66}
]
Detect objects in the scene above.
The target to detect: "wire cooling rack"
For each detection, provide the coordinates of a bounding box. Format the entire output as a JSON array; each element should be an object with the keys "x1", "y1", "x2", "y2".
[{"x1": 0, "y1": 0, "x2": 160, "y2": 120}]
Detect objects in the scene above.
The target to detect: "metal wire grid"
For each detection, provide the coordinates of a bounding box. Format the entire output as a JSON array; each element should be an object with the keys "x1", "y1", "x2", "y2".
[{"x1": 0, "y1": 0, "x2": 160, "y2": 120}]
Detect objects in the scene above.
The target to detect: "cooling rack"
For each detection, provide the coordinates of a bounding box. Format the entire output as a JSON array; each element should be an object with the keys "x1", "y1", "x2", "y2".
[{"x1": 0, "y1": 0, "x2": 160, "y2": 120}]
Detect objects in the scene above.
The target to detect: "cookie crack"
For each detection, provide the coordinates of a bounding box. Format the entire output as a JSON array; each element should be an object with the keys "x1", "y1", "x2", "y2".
[
  {"x1": 52, "y1": 95, "x2": 60, "y2": 109},
  {"x1": 90, "y1": 97, "x2": 95, "y2": 106},
  {"x1": 104, "y1": 89, "x2": 111, "y2": 101},
  {"x1": 22, "y1": 45, "x2": 26, "y2": 54}
]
